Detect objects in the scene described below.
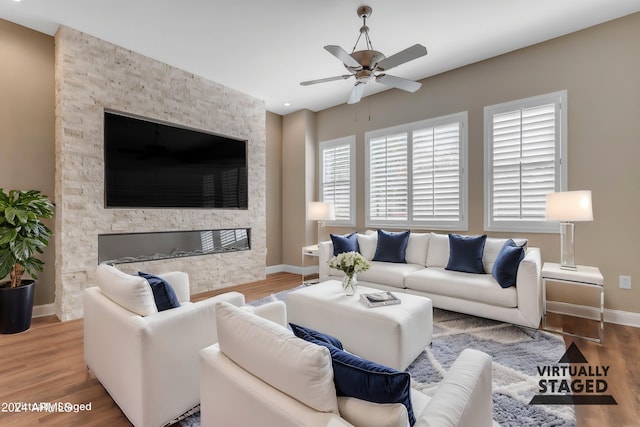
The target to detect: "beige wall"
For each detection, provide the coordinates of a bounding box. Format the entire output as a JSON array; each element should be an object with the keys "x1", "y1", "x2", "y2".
[
  {"x1": 0, "y1": 19, "x2": 55, "y2": 305},
  {"x1": 305, "y1": 13, "x2": 640, "y2": 314},
  {"x1": 266, "y1": 111, "x2": 283, "y2": 266},
  {"x1": 281, "y1": 110, "x2": 318, "y2": 267}
]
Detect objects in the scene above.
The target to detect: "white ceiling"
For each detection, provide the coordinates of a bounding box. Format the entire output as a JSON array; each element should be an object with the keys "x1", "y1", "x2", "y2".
[{"x1": 2, "y1": 0, "x2": 639, "y2": 115}]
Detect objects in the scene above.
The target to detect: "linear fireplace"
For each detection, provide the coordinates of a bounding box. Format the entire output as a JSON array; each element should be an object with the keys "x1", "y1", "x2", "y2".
[{"x1": 98, "y1": 229, "x2": 251, "y2": 265}]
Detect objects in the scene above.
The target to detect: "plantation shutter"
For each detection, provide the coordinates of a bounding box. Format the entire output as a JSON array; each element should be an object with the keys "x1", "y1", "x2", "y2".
[
  {"x1": 491, "y1": 103, "x2": 557, "y2": 222},
  {"x1": 412, "y1": 122, "x2": 461, "y2": 223},
  {"x1": 321, "y1": 139, "x2": 353, "y2": 223},
  {"x1": 368, "y1": 133, "x2": 408, "y2": 222}
]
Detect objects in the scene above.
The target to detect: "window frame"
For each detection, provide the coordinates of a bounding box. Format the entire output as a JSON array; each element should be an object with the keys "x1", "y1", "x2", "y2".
[
  {"x1": 483, "y1": 90, "x2": 568, "y2": 233},
  {"x1": 319, "y1": 135, "x2": 356, "y2": 227},
  {"x1": 365, "y1": 112, "x2": 468, "y2": 231}
]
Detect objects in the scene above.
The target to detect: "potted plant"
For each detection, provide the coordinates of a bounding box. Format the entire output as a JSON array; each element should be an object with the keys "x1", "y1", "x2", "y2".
[{"x1": 0, "y1": 189, "x2": 54, "y2": 334}]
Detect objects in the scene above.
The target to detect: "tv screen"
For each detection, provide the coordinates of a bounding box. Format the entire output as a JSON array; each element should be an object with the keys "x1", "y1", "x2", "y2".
[{"x1": 104, "y1": 111, "x2": 248, "y2": 209}]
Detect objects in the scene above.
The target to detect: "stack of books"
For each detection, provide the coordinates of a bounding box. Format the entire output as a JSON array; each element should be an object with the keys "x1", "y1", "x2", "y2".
[{"x1": 360, "y1": 291, "x2": 401, "y2": 308}]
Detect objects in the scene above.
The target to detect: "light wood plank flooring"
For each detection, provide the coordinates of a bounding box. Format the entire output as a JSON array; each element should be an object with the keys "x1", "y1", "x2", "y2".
[{"x1": 0, "y1": 272, "x2": 637, "y2": 426}]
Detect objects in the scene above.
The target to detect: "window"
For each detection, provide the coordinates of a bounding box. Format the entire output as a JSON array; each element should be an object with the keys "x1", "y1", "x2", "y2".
[
  {"x1": 319, "y1": 136, "x2": 355, "y2": 226},
  {"x1": 484, "y1": 91, "x2": 567, "y2": 232},
  {"x1": 365, "y1": 112, "x2": 468, "y2": 230}
]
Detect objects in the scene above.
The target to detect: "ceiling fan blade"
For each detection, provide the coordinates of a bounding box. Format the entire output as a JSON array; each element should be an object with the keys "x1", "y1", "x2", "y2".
[
  {"x1": 300, "y1": 75, "x2": 353, "y2": 86},
  {"x1": 375, "y1": 44, "x2": 427, "y2": 71},
  {"x1": 324, "y1": 45, "x2": 362, "y2": 69},
  {"x1": 376, "y1": 74, "x2": 422, "y2": 92},
  {"x1": 347, "y1": 82, "x2": 366, "y2": 104}
]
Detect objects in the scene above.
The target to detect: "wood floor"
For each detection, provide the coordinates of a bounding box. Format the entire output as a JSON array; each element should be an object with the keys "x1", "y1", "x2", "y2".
[{"x1": 0, "y1": 272, "x2": 638, "y2": 426}]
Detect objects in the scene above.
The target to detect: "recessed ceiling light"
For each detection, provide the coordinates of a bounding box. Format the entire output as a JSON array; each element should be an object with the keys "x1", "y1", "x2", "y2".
[{"x1": 283, "y1": 102, "x2": 291, "y2": 107}]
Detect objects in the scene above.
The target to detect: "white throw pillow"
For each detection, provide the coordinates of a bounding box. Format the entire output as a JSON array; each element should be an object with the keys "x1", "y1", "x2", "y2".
[
  {"x1": 357, "y1": 233, "x2": 378, "y2": 261},
  {"x1": 215, "y1": 301, "x2": 339, "y2": 414},
  {"x1": 426, "y1": 232, "x2": 450, "y2": 268},
  {"x1": 95, "y1": 263, "x2": 158, "y2": 316},
  {"x1": 405, "y1": 233, "x2": 430, "y2": 266}
]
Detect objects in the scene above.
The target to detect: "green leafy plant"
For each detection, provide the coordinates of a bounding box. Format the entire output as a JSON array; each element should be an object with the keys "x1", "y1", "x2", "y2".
[{"x1": 0, "y1": 189, "x2": 55, "y2": 288}]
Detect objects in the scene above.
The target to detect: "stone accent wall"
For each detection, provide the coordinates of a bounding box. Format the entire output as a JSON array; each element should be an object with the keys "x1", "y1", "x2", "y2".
[{"x1": 54, "y1": 26, "x2": 266, "y2": 321}]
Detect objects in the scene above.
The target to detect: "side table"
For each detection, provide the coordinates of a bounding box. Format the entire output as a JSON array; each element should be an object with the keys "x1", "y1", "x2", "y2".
[
  {"x1": 541, "y1": 262, "x2": 604, "y2": 343},
  {"x1": 301, "y1": 244, "x2": 320, "y2": 284}
]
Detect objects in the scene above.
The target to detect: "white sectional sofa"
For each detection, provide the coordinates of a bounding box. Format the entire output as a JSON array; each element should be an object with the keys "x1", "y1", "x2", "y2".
[{"x1": 319, "y1": 231, "x2": 542, "y2": 329}]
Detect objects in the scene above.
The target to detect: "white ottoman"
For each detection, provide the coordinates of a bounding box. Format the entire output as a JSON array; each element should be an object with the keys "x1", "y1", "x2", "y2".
[{"x1": 286, "y1": 281, "x2": 433, "y2": 371}]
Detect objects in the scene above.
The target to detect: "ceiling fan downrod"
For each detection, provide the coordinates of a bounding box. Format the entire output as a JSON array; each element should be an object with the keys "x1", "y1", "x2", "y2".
[{"x1": 352, "y1": 5, "x2": 374, "y2": 52}]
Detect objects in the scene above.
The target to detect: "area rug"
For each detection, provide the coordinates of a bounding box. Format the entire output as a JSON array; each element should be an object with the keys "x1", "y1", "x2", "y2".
[
  {"x1": 408, "y1": 308, "x2": 575, "y2": 426},
  {"x1": 180, "y1": 287, "x2": 575, "y2": 427}
]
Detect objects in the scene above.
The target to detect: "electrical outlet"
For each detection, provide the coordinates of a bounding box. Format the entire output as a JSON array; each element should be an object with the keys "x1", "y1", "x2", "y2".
[{"x1": 619, "y1": 275, "x2": 632, "y2": 290}]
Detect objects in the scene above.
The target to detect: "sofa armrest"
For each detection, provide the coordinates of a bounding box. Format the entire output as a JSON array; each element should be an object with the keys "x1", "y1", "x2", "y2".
[
  {"x1": 415, "y1": 349, "x2": 493, "y2": 427},
  {"x1": 247, "y1": 301, "x2": 287, "y2": 327},
  {"x1": 319, "y1": 240, "x2": 334, "y2": 281},
  {"x1": 158, "y1": 271, "x2": 191, "y2": 303},
  {"x1": 514, "y1": 247, "x2": 542, "y2": 328}
]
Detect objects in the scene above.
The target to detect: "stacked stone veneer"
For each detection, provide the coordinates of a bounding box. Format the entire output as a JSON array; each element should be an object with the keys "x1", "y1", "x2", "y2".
[{"x1": 54, "y1": 26, "x2": 266, "y2": 321}]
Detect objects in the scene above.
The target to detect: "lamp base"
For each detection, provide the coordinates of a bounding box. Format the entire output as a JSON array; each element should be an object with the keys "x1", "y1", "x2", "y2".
[{"x1": 559, "y1": 222, "x2": 576, "y2": 270}]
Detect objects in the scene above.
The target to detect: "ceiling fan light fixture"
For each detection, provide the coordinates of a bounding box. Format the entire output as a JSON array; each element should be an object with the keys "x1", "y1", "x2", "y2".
[
  {"x1": 355, "y1": 70, "x2": 372, "y2": 83},
  {"x1": 299, "y1": 5, "x2": 428, "y2": 104}
]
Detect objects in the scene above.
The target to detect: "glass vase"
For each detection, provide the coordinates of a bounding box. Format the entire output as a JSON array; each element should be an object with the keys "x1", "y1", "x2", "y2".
[{"x1": 342, "y1": 273, "x2": 358, "y2": 296}]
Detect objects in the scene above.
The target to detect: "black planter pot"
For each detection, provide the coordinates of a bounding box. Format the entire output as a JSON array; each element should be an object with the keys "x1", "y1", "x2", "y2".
[{"x1": 0, "y1": 280, "x2": 35, "y2": 334}]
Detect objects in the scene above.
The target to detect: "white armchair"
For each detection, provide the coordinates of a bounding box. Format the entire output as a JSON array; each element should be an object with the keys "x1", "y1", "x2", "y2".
[
  {"x1": 84, "y1": 264, "x2": 272, "y2": 427},
  {"x1": 200, "y1": 301, "x2": 494, "y2": 427}
]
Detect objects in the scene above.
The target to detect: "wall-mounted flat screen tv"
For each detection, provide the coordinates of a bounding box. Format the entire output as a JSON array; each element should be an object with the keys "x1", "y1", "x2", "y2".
[{"x1": 104, "y1": 111, "x2": 248, "y2": 209}]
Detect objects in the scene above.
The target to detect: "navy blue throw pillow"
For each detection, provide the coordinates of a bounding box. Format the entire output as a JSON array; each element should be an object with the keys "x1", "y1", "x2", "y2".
[
  {"x1": 445, "y1": 234, "x2": 487, "y2": 274},
  {"x1": 289, "y1": 323, "x2": 344, "y2": 349},
  {"x1": 138, "y1": 272, "x2": 181, "y2": 311},
  {"x1": 492, "y1": 239, "x2": 525, "y2": 288},
  {"x1": 373, "y1": 229, "x2": 410, "y2": 263},
  {"x1": 330, "y1": 233, "x2": 359, "y2": 256},
  {"x1": 305, "y1": 337, "x2": 415, "y2": 425}
]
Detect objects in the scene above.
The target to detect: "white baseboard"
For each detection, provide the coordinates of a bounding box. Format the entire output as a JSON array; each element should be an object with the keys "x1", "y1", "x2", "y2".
[
  {"x1": 32, "y1": 303, "x2": 56, "y2": 318},
  {"x1": 547, "y1": 301, "x2": 640, "y2": 328},
  {"x1": 266, "y1": 264, "x2": 318, "y2": 276}
]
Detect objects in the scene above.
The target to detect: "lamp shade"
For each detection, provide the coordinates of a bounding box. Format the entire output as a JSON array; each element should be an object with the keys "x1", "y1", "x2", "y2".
[
  {"x1": 545, "y1": 191, "x2": 593, "y2": 222},
  {"x1": 308, "y1": 201, "x2": 336, "y2": 221}
]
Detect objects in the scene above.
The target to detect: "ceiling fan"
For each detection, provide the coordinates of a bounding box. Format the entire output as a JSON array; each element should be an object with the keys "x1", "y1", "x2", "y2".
[{"x1": 300, "y1": 5, "x2": 428, "y2": 104}]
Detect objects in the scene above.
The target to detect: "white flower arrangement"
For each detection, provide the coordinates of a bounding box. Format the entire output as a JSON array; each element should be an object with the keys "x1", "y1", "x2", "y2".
[{"x1": 327, "y1": 251, "x2": 370, "y2": 277}]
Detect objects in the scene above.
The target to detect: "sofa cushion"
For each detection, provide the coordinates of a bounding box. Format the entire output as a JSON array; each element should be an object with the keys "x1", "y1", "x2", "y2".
[
  {"x1": 215, "y1": 301, "x2": 339, "y2": 414},
  {"x1": 290, "y1": 323, "x2": 344, "y2": 349},
  {"x1": 492, "y1": 240, "x2": 525, "y2": 288},
  {"x1": 426, "y1": 233, "x2": 450, "y2": 268},
  {"x1": 304, "y1": 337, "x2": 415, "y2": 425},
  {"x1": 373, "y1": 229, "x2": 410, "y2": 263},
  {"x1": 405, "y1": 232, "x2": 430, "y2": 266},
  {"x1": 331, "y1": 232, "x2": 359, "y2": 255},
  {"x1": 445, "y1": 234, "x2": 487, "y2": 274},
  {"x1": 95, "y1": 263, "x2": 158, "y2": 316},
  {"x1": 405, "y1": 267, "x2": 518, "y2": 308},
  {"x1": 357, "y1": 261, "x2": 422, "y2": 288},
  {"x1": 138, "y1": 271, "x2": 181, "y2": 311},
  {"x1": 357, "y1": 233, "x2": 378, "y2": 261}
]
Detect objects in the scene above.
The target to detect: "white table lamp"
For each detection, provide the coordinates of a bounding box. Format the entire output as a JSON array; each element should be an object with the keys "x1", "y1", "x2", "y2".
[
  {"x1": 545, "y1": 190, "x2": 593, "y2": 270},
  {"x1": 308, "y1": 201, "x2": 335, "y2": 243}
]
